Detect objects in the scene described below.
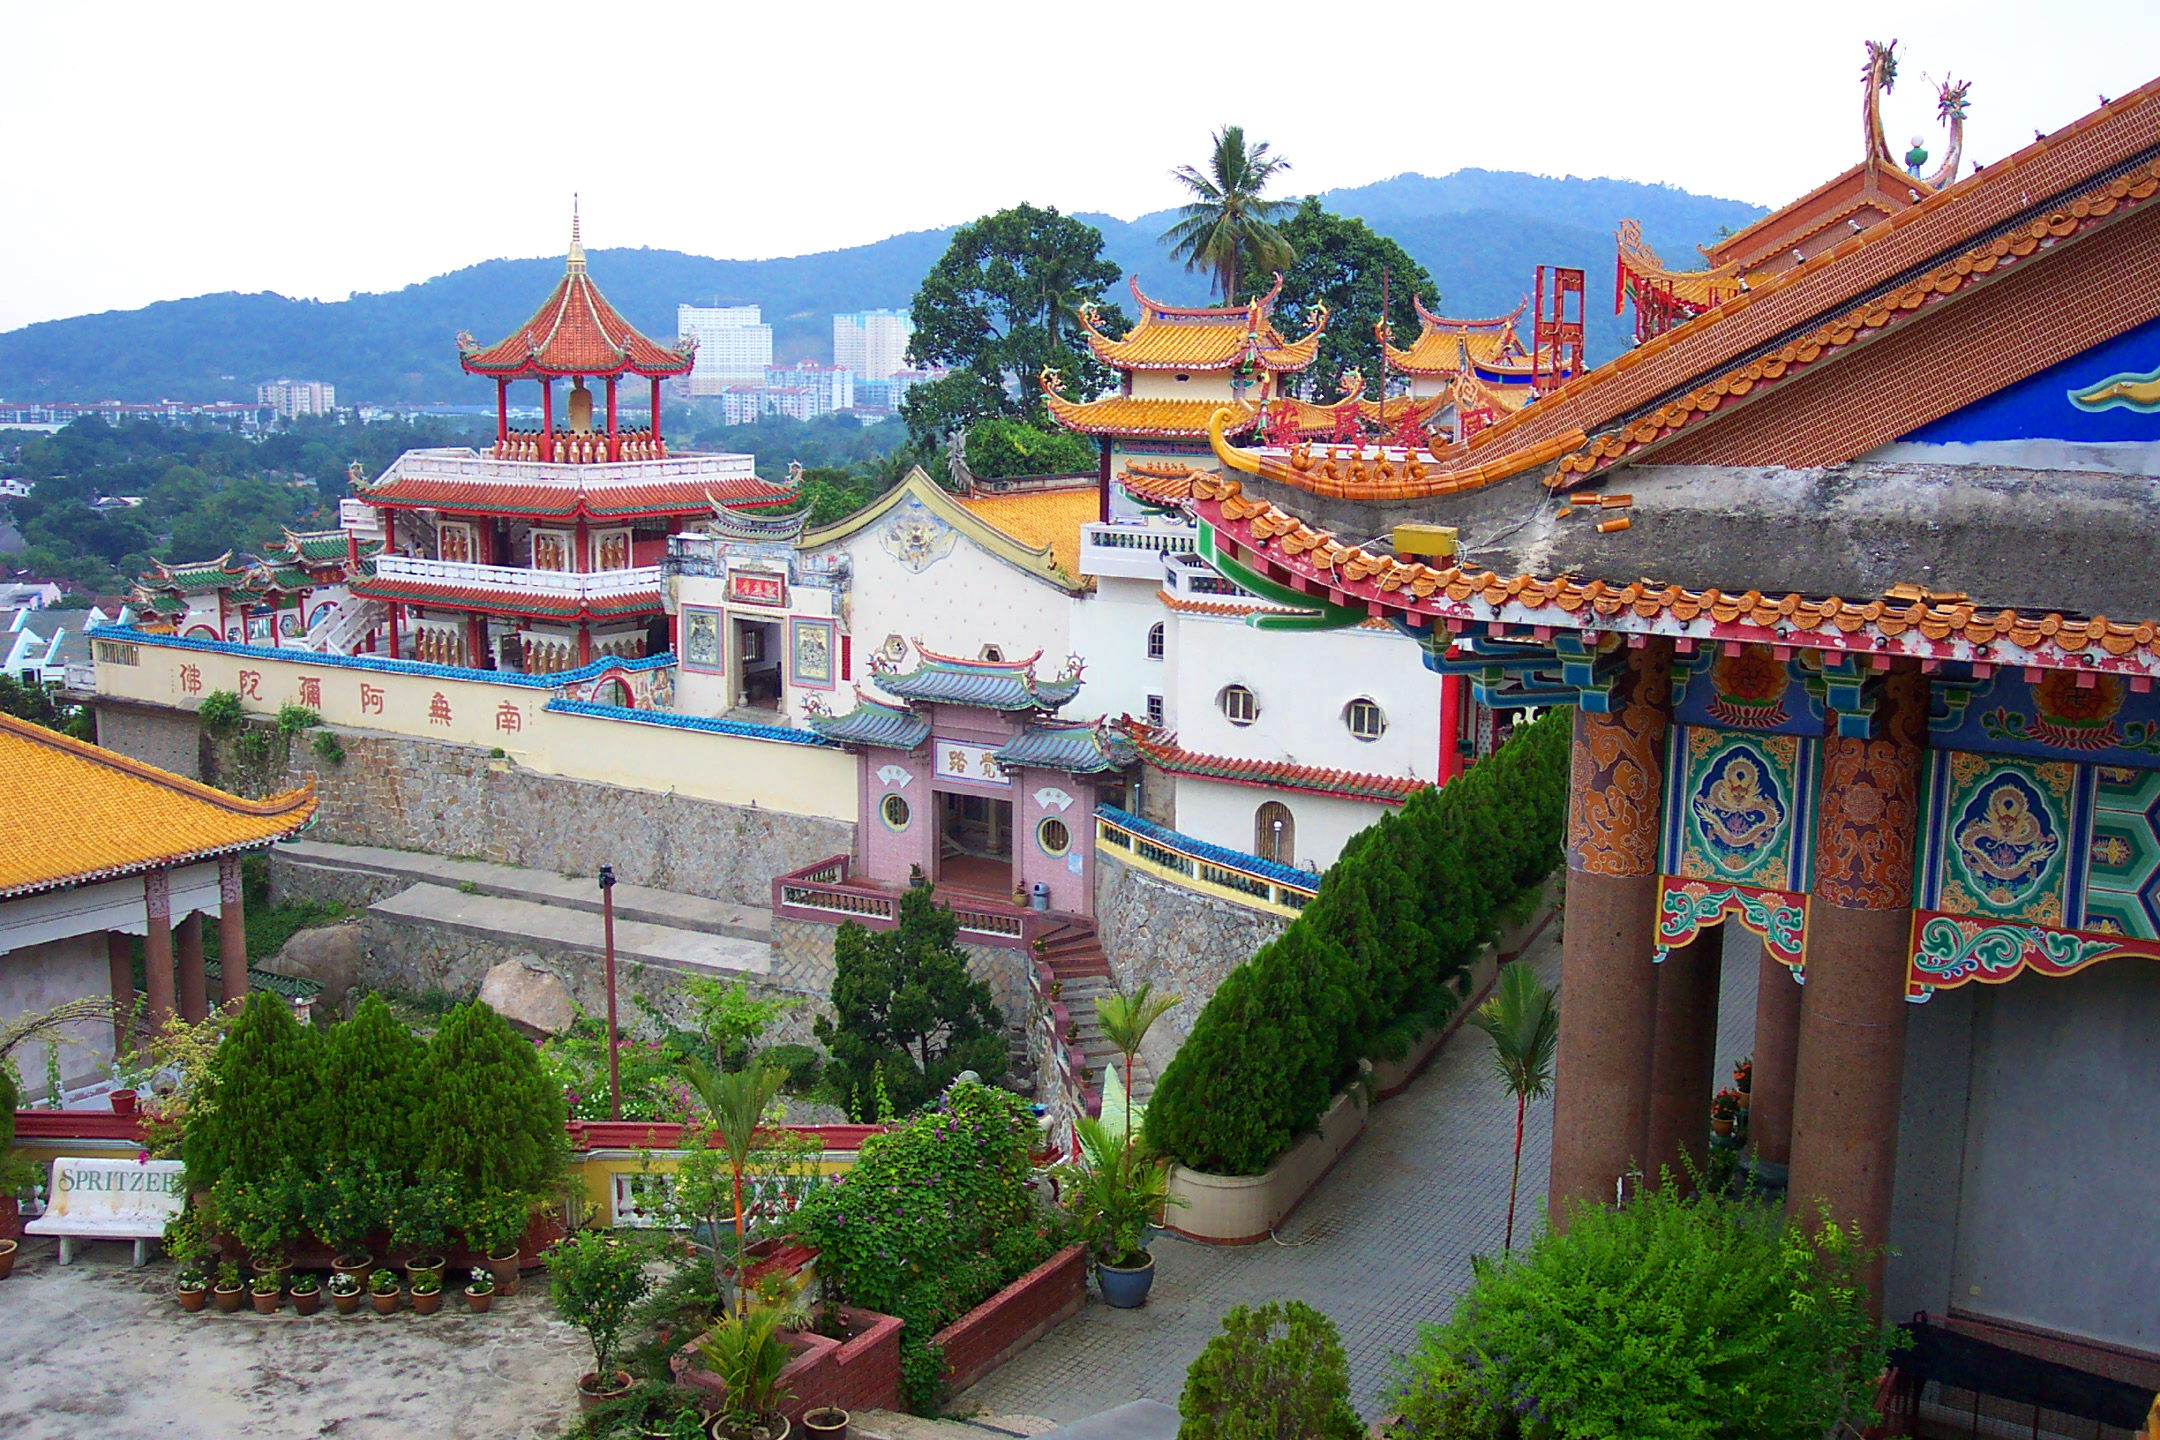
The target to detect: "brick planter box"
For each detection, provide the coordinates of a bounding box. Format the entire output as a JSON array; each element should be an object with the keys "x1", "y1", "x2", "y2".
[{"x1": 673, "y1": 1244, "x2": 1088, "y2": 1416}]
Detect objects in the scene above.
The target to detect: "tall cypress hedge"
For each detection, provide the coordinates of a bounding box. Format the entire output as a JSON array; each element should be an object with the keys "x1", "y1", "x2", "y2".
[
  {"x1": 1146, "y1": 709, "x2": 1571, "y2": 1175},
  {"x1": 420, "y1": 1000, "x2": 568, "y2": 1204},
  {"x1": 317, "y1": 993, "x2": 427, "y2": 1178},
  {"x1": 183, "y1": 990, "x2": 323, "y2": 1190}
]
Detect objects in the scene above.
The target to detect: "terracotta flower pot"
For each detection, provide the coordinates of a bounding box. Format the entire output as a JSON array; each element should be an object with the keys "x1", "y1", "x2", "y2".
[
  {"x1": 405, "y1": 1255, "x2": 446, "y2": 1288},
  {"x1": 1712, "y1": 1117, "x2": 1735, "y2": 1137},
  {"x1": 577, "y1": 1371, "x2": 634, "y2": 1414},
  {"x1": 214, "y1": 1284, "x2": 246, "y2": 1314},
  {"x1": 1735, "y1": 1090, "x2": 1751, "y2": 1111},
  {"x1": 710, "y1": 1414, "x2": 792, "y2": 1440},
  {"x1": 0, "y1": 1239, "x2": 16, "y2": 1280},
  {"x1": 332, "y1": 1291, "x2": 360, "y2": 1315},
  {"x1": 109, "y1": 1088, "x2": 139, "y2": 1116},
  {"x1": 464, "y1": 1286, "x2": 494, "y2": 1313},
  {"x1": 413, "y1": 1290, "x2": 442, "y2": 1315},
  {"x1": 370, "y1": 1289, "x2": 400, "y2": 1315},
  {"x1": 486, "y1": 1247, "x2": 522, "y2": 1297},
  {"x1": 250, "y1": 1289, "x2": 281, "y2": 1314},
  {"x1": 331, "y1": 1253, "x2": 373, "y2": 1283},
  {"x1": 177, "y1": 1284, "x2": 208, "y2": 1313},
  {"x1": 802, "y1": 1407, "x2": 850, "y2": 1439},
  {"x1": 292, "y1": 1288, "x2": 321, "y2": 1315}
]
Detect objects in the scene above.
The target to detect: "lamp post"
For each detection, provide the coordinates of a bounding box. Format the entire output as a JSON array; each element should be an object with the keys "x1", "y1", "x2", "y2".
[{"x1": 599, "y1": 864, "x2": 620, "y2": 1122}]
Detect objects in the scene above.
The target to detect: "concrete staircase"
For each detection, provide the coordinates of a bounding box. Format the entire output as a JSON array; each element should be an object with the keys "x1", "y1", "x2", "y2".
[
  {"x1": 1034, "y1": 917, "x2": 1155, "y2": 1110},
  {"x1": 277, "y1": 840, "x2": 772, "y2": 979}
]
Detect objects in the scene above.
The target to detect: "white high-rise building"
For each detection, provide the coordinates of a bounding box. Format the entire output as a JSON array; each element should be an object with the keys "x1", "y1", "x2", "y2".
[
  {"x1": 832, "y1": 309, "x2": 913, "y2": 383},
  {"x1": 257, "y1": 379, "x2": 336, "y2": 419},
  {"x1": 678, "y1": 304, "x2": 774, "y2": 394},
  {"x1": 763, "y1": 362, "x2": 855, "y2": 416}
]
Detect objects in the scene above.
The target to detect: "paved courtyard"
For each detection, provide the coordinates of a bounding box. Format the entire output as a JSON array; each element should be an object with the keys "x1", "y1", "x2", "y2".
[{"x1": 958, "y1": 921, "x2": 1764, "y2": 1424}]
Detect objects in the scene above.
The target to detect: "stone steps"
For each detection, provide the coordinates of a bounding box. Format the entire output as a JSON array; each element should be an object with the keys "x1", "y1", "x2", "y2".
[
  {"x1": 370, "y1": 882, "x2": 770, "y2": 979},
  {"x1": 279, "y1": 839, "x2": 770, "y2": 942}
]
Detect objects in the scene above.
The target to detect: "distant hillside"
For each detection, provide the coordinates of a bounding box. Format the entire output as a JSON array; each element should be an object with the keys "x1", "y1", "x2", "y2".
[{"x1": 0, "y1": 171, "x2": 1761, "y2": 405}]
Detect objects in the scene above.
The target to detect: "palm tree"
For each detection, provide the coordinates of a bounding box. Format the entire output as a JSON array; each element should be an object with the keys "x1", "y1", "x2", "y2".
[
  {"x1": 1096, "y1": 981, "x2": 1179, "y2": 1148},
  {"x1": 1161, "y1": 126, "x2": 1297, "y2": 304},
  {"x1": 1469, "y1": 962, "x2": 1560, "y2": 1251},
  {"x1": 683, "y1": 1058, "x2": 788, "y2": 1311}
]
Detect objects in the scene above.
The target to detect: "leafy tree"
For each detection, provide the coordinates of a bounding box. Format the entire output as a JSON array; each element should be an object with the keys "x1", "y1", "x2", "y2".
[
  {"x1": 962, "y1": 417, "x2": 1097, "y2": 480},
  {"x1": 1391, "y1": 1190, "x2": 1900, "y2": 1440},
  {"x1": 1469, "y1": 962, "x2": 1559, "y2": 1251},
  {"x1": 182, "y1": 989, "x2": 323, "y2": 1191},
  {"x1": 903, "y1": 204, "x2": 1127, "y2": 445},
  {"x1": 814, "y1": 885, "x2": 1007, "y2": 1121},
  {"x1": 1178, "y1": 1300, "x2": 1364, "y2": 1440},
  {"x1": 317, "y1": 993, "x2": 428, "y2": 1179},
  {"x1": 0, "y1": 674, "x2": 90, "y2": 739},
  {"x1": 1274, "y1": 198, "x2": 1436, "y2": 401},
  {"x1": 419, "y1": 1000, "x2": 568, "y2": 1206},
  {"x1": 1162, "y1": 126, "x2": 1297, "y2": 304}
]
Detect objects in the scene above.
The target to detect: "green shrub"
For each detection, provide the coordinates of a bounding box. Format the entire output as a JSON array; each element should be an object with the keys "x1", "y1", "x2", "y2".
[
  {"x1": 788, "y1": 1080, "x2": 1064, "y2": 1412},
  {"x1": 962, "y1": 416, "x2": 1097, "y2": 481},
  {"x1": 197, "y1": 689, "x2": 243, "y2": 736},
  {"x1": 0, "y1": 1067, "x2": 35, "y2": 1194},
  {"x1": 317, "y1": 994, "x2": 426, "y2": 1178},
  {"x1": 1145, "y1": 709, "x2": 1570, "y2": 1175},
  {"x1": 1178, "y1": 1300, "x2": 1363, "y2": 1440},
  {"x1": 311, "y1": 729, "x2": 345, "y2": 766},
  {"x1": 275, "y1": 704, "x2": 321, "y2": 736},
  {"x1": 1391, "y1": 1189, "x2": 1900, "y2": 1440},
  {"x1": 757, "y1": 1042, "x2": 822, "y2": 1094},
  {"x1": 549, "y1": 1229, "x2": 655, "y2": 1384},
  {"x1": 419, "y1": 1000, "x2": 568, "y2": 1207},
  {"x1": 183, "y1": 990, "x2": 322, "y2": 1190}
]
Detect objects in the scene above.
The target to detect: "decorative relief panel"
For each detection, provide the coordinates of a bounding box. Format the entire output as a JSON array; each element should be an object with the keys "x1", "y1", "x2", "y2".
[
  {"x1": 1814, "y1": 669, "x2": 1926, "y2": 911},
  {"x1": 1565, "y1": 643, "x2": 1670, "y2": 878},
  {"x1": 1657, "y1": 726, "x2": 1815, "y2": 970}
]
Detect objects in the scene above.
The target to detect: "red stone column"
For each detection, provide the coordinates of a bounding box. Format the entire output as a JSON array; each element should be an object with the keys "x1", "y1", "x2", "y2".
[
  {"x1": 1787, "y1": 667, "x2": 1926, "y2": 1310},
  {"x1": 1644, "y1": 921, "x2": 1723, "y2": 1188},
  {"x1": 1436, "y1": 672, "x2": 1467, "y2": 787},
  {"x1": 142, "y1": 869, "x2": 177, "y2": 1027},
  {"x1": 606, "y1": 375, "x2": 620, "y2": 461},
  {"x1": 1749, "y1": 937, "x2": 1803, "y2": 1168},
  {"x1": 107, "y1": 932, "x2": 134, "y2": 1052},
  {"x1": 218, "y1": 854, "x2": 249, "y2": 1007},
  {"x1": 175, "y1": 912, "x2": 207, "y2": 1023},
  {"x1": 650, "y1": 376, "x2": 663, "y2": 453},
  {"x1": 495, "y1": 378, "x2": 509, "y2": 451},
  {"x1": 541, "y1": 378, "x2": 556, "y2": 462},
  {"x1": 1549, "y1": 639, "x2": 1672, "y2": 1223}
]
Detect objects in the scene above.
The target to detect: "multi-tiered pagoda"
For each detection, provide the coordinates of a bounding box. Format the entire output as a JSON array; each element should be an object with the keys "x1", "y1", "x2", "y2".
[{"x1": 344, "y1": 218, "x2": 794, "y2": 673}]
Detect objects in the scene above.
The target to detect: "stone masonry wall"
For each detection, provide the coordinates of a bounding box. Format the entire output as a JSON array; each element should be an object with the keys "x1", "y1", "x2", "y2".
[
  {"x1": 1092, "y1": 844, "x2": 1291, "y2": 1052},
  {"x1": 261, "y1": 728, "x2": 850, "y2": 907},
  {"x1": 93, "y1": 701, "x2": 204, "y2": 780}
]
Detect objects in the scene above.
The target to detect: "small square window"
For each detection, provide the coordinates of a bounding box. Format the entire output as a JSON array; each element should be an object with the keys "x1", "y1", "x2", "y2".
[{"x1": 1145, "y1": 694, "x2": 1165, "y2": 728}]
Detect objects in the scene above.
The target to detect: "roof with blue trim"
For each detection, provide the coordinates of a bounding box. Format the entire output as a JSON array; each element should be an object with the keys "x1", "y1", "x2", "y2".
[
  {"x1": 868, "y1": 642, "x2": 1083, "y2": 713},
  {"x1": 992, "y1": 721, "x2": 1135, "y2": 774},
  {"x1": 805, "y1": 694, "x2": 931, "y2": 750}
]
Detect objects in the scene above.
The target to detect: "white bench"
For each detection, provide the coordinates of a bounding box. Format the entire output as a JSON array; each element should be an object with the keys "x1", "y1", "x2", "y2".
[{"x1": 24, "y1": 1157, "x2": 187, "y2": 1266}]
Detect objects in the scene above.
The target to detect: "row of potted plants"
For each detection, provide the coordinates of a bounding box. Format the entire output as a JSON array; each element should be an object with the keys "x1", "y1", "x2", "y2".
[{"x1": 175, "y1": 1258, "x2": 503, "y2": 1316}]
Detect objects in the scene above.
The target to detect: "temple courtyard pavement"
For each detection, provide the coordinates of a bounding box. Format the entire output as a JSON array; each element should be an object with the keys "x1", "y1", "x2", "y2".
[{"x1": 0, "y1": 924, "x2": 1758, "y2": 1435}]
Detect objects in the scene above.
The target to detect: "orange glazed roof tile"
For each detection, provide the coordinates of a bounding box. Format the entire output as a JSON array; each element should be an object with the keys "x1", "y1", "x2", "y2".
[
  {"x1": 0, "y1": 713, "x2": 316, "y2": 899},
  {"x1": 1131, "y1": 731, "x2": 1426, "y2": 803},
  {"x1": 952, "y1": 485, "x2": 1102, "y2": 578},
  {"x1": 460, "y1": 218, "x2": 694, "y2": 381},
  {"x1": 1078, "y1": 276, "x2": 1324, "y2": 373},
  {"x1": 1042, "y1": 390, "x2": 1262, "y2": 439}
]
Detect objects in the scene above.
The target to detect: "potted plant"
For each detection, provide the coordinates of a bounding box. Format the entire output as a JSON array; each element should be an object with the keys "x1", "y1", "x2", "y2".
[
  {"x1": 368, "y1": 1267, "x2": 401, "y2": 1315},
  {"x1": 215, "y1": 1172, "x2": 299, "y2": 1286},
  {"x1": 327, "y1": 1270, "x2": 362, "y2": 1314},
  {"x1": 250, "y1": 1270, "x2": 282, "y2": 1314},
  {"x1": 1056, "y1": 1115, "x2": 1185, "y2": 1309},
  {"x1": 175, "y1": 1261, "x2": 210, "y2": 1312},
  {"x1": 1711, "y1": 1088, "x2": 1743, "y2": 1138},
  {"x1": 464, "y1": 1270, "x2": 496, "y2": 1313},
  {"x1": 166, "y1": 1206, "x2": 211, "y2": 1311},
  {"x1": 213, "y1": 1260, "x2": 246, "y2": 1314},
  {"x1": 290, "y1": 1271, "x2": 321, "y2": 1316},
  {"x1": 461, "y1": 1190, "x2": 531, "y2": 1298},
  {"x1": 307, "y1": 1161, "x2": 391, "y2": 1282},
  {"x1": 698, "y1": 1302, "x2": 795, "y2": 1440},
  {"x1": 1733, "y1": 1056, "x2": 1753, "y2": 1107},
  {"x1": 392, "y1": 1170, "x2": 457, "y2": 1287},
  {"x1": 412, "y1": 1269, "x2": 444, "y2": 1315},
  {"x1": 801, "y1": 1408, "x2": 850, "y2": 1439},
  {"x1": 548, "y1": 1228, "x2": 653, "y2": 1411}
]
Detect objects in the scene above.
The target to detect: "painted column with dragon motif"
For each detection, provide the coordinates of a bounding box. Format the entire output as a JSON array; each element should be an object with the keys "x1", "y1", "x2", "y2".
[
  {"x1": 1549, "y1": 639, "x2": 1674, "y2": 1221},
  {"x1": 1787, "y1": 664, "x2": 1928, "y2": 1312}
]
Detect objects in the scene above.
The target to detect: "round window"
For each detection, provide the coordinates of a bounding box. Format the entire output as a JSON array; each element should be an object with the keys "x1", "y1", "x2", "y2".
[
  {"x1": 880, "y1": 793, "x2": 911, "y2": 831},
  {"x1": 1037, "y1": 817, "x2": 1071, "y2": 856}
]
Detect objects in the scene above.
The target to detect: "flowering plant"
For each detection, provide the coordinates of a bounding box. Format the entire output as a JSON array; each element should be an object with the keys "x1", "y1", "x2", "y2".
[
  {"x1": 326, "y1": 1271, "x2": 361, "y2": 1297},
  {"x1": 367, "y1": 1268, "x2": 400, "y2": 1295},
  {"x1": 412, "y1": 1271, "x2": 443, "y2": 1296},
  {"x1": 1733, "y1": 1056, "x2": 1753, "y2": 1094},
  {"x1": 289, "y1": 1272, "x2": 319, "y2": 1296}
]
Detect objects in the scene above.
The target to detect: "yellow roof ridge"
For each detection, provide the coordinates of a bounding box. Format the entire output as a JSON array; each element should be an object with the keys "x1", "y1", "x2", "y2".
[{"x1": 0, "y1": 711, "x2": 317, "y2": 819}]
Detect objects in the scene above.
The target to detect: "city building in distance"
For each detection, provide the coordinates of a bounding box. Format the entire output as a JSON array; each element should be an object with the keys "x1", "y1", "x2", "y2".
[
  {"x1": 257, "y1": 378, "x2": 336, "y2": 419},
  {"x1": 833, "y1": 309, "x2": 914, "y2": 383},
  {"x1": 677, "y1": 304, "x2": 773, "y2": 394}
]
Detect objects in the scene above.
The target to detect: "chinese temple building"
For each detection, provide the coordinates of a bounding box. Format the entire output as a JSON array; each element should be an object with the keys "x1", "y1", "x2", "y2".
[
  {"x1": 1378, "y1": 297, "x2": 1544, "y2": 439},
  {"x1": 1127, "y1": 66, "x2": 2160, "y2": 1362},
  {"x1": 344, "y1": 218, "x2": 795, "y2": 672},
  {"x1": 0, "y1": 712, "x2": 316, "y2": 1087},
  {"x1": 129, "y1": 527, "x2": 379, "y2": 646}
]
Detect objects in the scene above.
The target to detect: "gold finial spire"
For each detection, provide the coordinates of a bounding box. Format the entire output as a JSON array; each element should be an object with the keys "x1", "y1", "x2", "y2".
[{"x1": 567, "y1": 196, "x2": 586, "y2": 274}]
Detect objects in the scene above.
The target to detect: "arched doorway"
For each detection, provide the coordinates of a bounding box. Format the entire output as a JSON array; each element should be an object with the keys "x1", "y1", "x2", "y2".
[
  {"x1": 1254, "y1": 802, "x2": 1294, "y2": 865},
  {"x1": 596, "y1": 677, "x2": 634, "y2": 708}
]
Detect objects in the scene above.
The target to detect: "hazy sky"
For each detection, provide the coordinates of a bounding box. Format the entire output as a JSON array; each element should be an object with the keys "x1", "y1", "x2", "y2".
[{"x1": 4, "y1": 1, "x2": 2153, "y2": 333}]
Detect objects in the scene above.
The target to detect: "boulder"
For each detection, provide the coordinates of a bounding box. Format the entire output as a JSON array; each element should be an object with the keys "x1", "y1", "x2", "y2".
[
  {"x1": 477, "y1": 957, "x2": 578, "y2": 1037},
  {"x1": 261, "y1": 922, "x2": 364, "y2": 1015}
]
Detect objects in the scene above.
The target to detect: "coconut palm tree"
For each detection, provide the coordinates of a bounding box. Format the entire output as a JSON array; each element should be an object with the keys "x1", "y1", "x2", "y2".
[
  {"x1": 1161, "y1": 126, "x2": 1297, "y2": 304},
  {"x1": 1469, "y1": 962, "x2": 1560, "y2": 1251},
  {"x1": 683, "y1": 1058, "x2": 788, "y2": 1311},
  {"x1": 1097, "y1": 981, "x2": 1179, "y2": 1148}
]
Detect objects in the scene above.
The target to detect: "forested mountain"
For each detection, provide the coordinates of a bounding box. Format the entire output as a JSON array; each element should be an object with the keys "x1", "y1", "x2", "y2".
[{"x1": 0, "y1": 171, "x2": 1762, "y2": 404}]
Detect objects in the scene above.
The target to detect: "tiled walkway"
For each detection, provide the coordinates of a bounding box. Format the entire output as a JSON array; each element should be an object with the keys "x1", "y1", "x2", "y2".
[{"x1": 959, "y1": 921, "x2": 1765, "y2": 1425}]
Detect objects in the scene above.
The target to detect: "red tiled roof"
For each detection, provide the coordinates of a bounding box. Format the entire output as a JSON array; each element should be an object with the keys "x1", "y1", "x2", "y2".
[
  {"x1": 360, "y1": 472, "x2": 794, "y2": 520},
  {"x1": 346, "y1": 574, "x2": 661, "y2": 621},
  {"x1": 1131, "y1": 732, "x2": 1426, "y2": 803},
  {"x1": 460, "y1": 229, "x2": 693, "y2": 381}
]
